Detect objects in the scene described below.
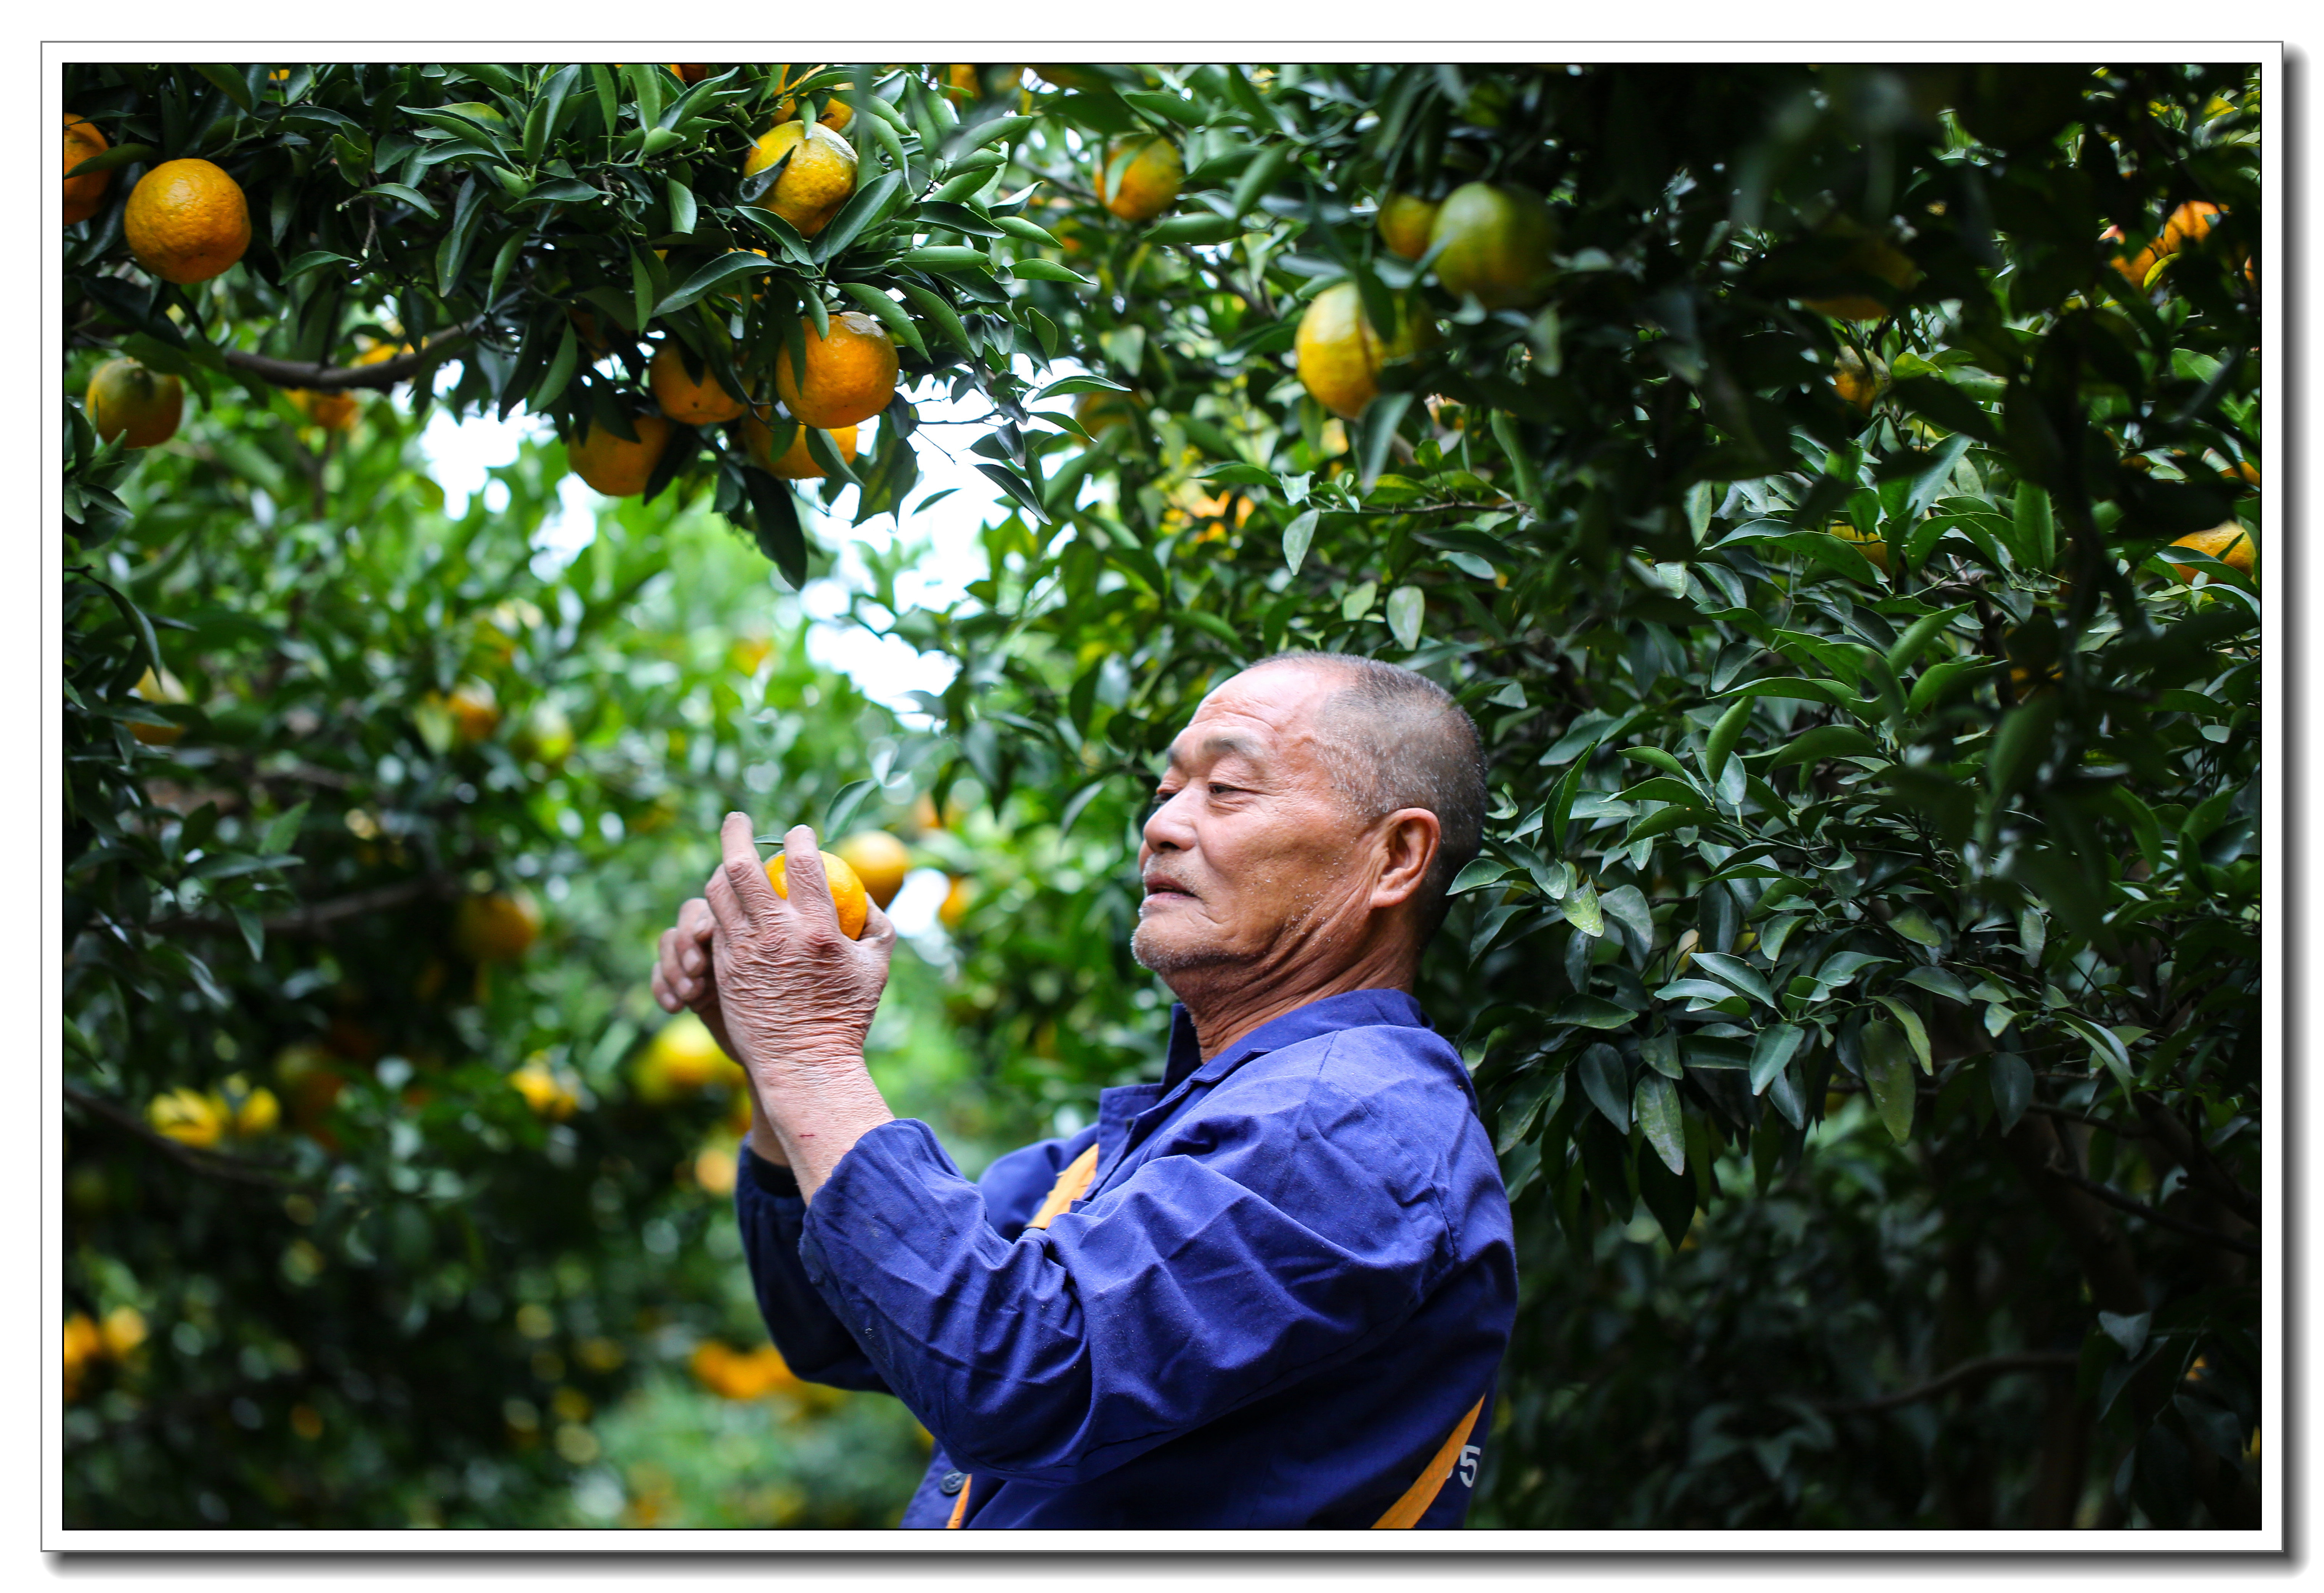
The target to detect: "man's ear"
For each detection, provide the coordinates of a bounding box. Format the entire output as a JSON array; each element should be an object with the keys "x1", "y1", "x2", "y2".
[{"x1": 1370, "y1": 808, "x2": 1441, "y2": 910}]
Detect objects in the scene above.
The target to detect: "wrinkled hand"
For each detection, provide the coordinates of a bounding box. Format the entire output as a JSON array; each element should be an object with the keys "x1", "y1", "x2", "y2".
[
  {"x1": 700, "y1": 813, "x2": 896, "y2": 1195},
  {"x1": 651, "y1": 896, "x2": 734, "y2": 1052}
]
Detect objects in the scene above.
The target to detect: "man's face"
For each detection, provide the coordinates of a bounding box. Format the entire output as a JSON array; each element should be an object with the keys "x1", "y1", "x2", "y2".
[{"x1": 1131, "y1": 664, "x2": 1374, "y2": 978}]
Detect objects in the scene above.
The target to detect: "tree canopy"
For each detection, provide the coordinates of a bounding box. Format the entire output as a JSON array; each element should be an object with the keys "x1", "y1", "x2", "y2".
[{"x1": 62, "y1": 59, "x2": 2263, "y2": 1531}]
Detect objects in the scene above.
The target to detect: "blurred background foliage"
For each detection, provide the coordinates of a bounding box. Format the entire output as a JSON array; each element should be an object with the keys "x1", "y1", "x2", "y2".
[{"x1": 63, "y1": 59, "x2": 2261, "y2": 1530}]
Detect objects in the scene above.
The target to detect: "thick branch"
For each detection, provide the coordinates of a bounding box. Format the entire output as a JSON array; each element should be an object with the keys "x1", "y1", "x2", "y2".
[
  {"x1": 148, "y1": 871, "x2": 458, "y2": 940},
  {"x1": 1818, "y1": 1351, "x2": 2080, "y2": 1416},
  {"x1": 63, "y1": 1081, "x2": 310, "y2": 1192},
  {"x1": 2050, "y1": 1167, "x2": 2261, "y2": 1256},
  {"x1": 220, "y1": 321, "x2": 485, "y2": 392}
]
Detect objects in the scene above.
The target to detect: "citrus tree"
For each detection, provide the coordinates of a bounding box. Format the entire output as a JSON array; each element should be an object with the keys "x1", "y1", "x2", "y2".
[{"x1": 62, "y1": 60, "x2": 2262, "y2": 1529}]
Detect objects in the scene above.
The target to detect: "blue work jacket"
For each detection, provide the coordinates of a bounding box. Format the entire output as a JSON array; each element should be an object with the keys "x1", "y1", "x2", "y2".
[{"x1": 735, "y1": 987, "x2": 1516, "y2": 1529}]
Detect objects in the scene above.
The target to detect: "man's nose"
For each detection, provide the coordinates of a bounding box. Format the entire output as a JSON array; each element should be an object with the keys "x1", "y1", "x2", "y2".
[{"x1": 1142, "y1": 790, "x2": 1195, "y2": 853}]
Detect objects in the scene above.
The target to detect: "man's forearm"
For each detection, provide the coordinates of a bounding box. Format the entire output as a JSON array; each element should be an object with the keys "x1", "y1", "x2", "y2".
[{"x1": 754, "y1": 1057, "x2": 896, "y2": 1200}]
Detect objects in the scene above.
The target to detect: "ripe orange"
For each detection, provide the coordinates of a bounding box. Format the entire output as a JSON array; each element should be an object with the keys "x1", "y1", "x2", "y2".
[
  {"x1": 446, "y1": 679, "x2": 500, "y2": 742},
  {"x1": 765, "y1": 849, "x2": 870, "y2": 939},
  {"x1": 1376, "y1": 193, "x2": 1440, "y2": 261},
  {"x1": 129, "y1": 666, "x2": 189, "y2": 745},
  {"x1": 773, "y1": 312, "x2": 898, "y2": 429},
  {"x1": 1802, "y1": 234, "x2": 1920, "y2": 321},
  {"x1": 937, "y1": 874, "x2": 973, "y2": 930},
  {"x1": 455, "y1": 891, "x2": 542, "y2": 963},
  {"x1": 1429, "y1": 182, "x2": 1558, "y2": 310},
  {"x1": 650, "y1": 343, "x2": 751, "y2": 425},
  {"x1": 817, "y1": 86, "x2": 855, "y2": 132},
  {"x1": 1295, "y1": 281, "x2": 1433, "y2": 421},
  {"x1": 568, "y1": 413, "x2": 672, "y2": 496},
  {"x1": 833, "y1": 830, "x2": 912, "y2": 908},
  {"x1": 1095, "y1": 135, "x2": 1183, "y2": 223},
  {"x1": 63, "y1": 114, "x2": 109, "y2": 224},
  {"x1": 1833, "y1": 346, "x2": 1888, "y2": 413},
  {"x1": 634, "y1": 1011, "x2": 741, "y2": 1102},
  {"x1": 124, "y1": 158, "x2": 252, "y2": 285},
  {"x1": 1829, "y1": 523, "x2": 1891, "y2": 575},
  {"x1": 1074, "y1": 387, "x2": 1147, "y2": 438},
  {"x1": 509, "y1": 1059, "x2": 578, "y2": 1119},
  {"x1": 669, "y1": 64, "x2": 710, "y2": 85},
  {"x1": 2168, "y1": 522, "x2": 2255, "y2": 583},
  {"x1": 742, "y1": 120, "x2": 858, "y2": 236},
  {"x1": 148, "y1": 1087, "x2": 228, "y2": 1148},
  {"x1": 742, "y1": 415, "x2": 858, "y2": 479},
  {"x1": 86, "y1": 357, "x2": 184, "y2": 448},
  {"x1": 289, "y1": 388, "x2": 359, "y2": 430}
]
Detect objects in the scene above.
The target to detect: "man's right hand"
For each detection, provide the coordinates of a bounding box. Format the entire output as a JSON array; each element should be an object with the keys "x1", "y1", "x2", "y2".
[{"x1": 653, "y1": 899, "x2": 789, "y2": 1166}]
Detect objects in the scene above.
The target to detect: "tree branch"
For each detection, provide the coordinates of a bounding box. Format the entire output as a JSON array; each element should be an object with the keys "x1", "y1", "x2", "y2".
[
  {"x1": 2050, "y1": 1167, "x2": 2261, "y2": 1256},
  {"x1": 63, "y1": 1081, "x2": 311, "y2": 1192},
  {"x1": 1818, "y1": 1351, "x2": 2080, "y2": 1416},
  {"x1": 147, "y1": 871, "x2": 459, "y2": 940},
  {"x1": 219, "y1": 320, "x2": 486, "y2": 392}
]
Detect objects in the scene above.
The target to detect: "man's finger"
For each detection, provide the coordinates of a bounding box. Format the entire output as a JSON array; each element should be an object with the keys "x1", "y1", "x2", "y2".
[
  {"x1": 704, "y1": 861, "x2": 749, "y2": 937},
  {"x1": 777, "y1": 824, "x2": 841, "y2": 933},
  {"x1": 679, "y1": 897, "x2": 715, "y2": 941},
  {"x1": 858, "y1": 896, "x2": 898, "y2": 955},
  {"x1": 658, "y1": 926, "x2": 702, "y2": 1000},
  {"x1": 718, "y1": 811, "x2": 784, "y2": 927}
]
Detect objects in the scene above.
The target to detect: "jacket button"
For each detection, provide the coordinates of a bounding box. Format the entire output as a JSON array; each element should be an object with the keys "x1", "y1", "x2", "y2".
[{"x1": 939, "y1": 1470, "x2": 966, "y2": 1496}]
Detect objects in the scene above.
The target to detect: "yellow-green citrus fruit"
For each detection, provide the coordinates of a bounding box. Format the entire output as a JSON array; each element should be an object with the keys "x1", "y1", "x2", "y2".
[
  {"x1": 1376, "y1": 192, "x2": 1440, "y2": 260},
  {"x1": 87, "y1": 358, "x2": 184, "y2": 448},
  {"x1": 1094, "y1": 135, "x2": 1183, "y2": 224},
  {"x1": 1428, "y1": 182, "x2": 1558, "y2": 309}
]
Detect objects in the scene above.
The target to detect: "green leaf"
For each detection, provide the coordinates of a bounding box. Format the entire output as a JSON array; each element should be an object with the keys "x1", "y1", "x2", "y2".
[
  {"x1": 1576, "y1": 1043, "x2": 1629, "y2": 1130},
  {"x1": 64, "y1": 141, "x2": 158, "y2": 180},
  {"x1": 1989, "y1": 1052, "x2": 2034, "y2": 1135},
  {"x1": 824, "y1": 779, "x2": 876, "y2": 838},
  {"x1": 816, "y1": 169, "x2": 905, "y2": 263},
  {"x1": 1448, "y1": 857, "x2": 1517, "y2": 896},
  {"x1": 1690, "y1": 951, "x2": 1774, "y2": 1008},
  {"x1": 1281, "y1": 506, "x2": 1319, "y2": 574},
  {"x1": 191, "y1": 63, "x2": 257, "y2": 112},
  {"x1": 1861, "y1": 1021, "x2": 1918, "y2": 1144},
  {"x1": 951, "y1": 113, "x2": 1036, "y2": 154},
  {"x1": 1874, "y1": 996, "x2": 1935, "y2": 1073},
  {"x1": 892, "y1": 280, "x2": 971, "y2": 353},
  {"x1": 656, "y1": 251, "x2": 777, "y2": 318},
  {"x1": 835, "y1": 281, "x2": 927, "y2": 356},
  {"x1": 1701, "y1": 695, "x2": 1751, "y2": 784},
  {"x1": 1385, "y1": 585, "x2": 1425, "y2": 651},
  {"x1": 1598, "y1": 885, "x2": 1654, "y2": 951},
  {"x1": 1010, "y1": 257, "x2": 1097, "y2": 286},
  {"x1": 1562, "y1": 876, "x2": 1604, "y2": 938},
  {"x1": 1748, "y1": 1023, "x2": 1807, "y2": 1095},
  {"x1": 1556, "y1": 996, "x2": 1638, "y2": 1033},
  {"x1": 358, "y1": 183, "x2": 440, "y2": 219},
  {"x1": 1889, "y1": 908, "x2": 1943, "y2": 948},
  {"x1": 1636, "y1": 1074, "x2": 1685, "y2": 1174},
  {"x1": 899, "y1": 246, "x2": 995, "y2": 275}
]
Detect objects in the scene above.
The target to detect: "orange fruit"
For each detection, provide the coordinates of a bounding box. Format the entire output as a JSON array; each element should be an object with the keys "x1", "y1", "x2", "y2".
[
  {"x1": 741, "y1": 415, "x2": 858, "y2": 479},
  {"x1": 937, "y1": 874, "x2": 973, "y2": 931},
  {"x1": 2168, "y1": 522, "x2": 2255, "y2": 583},
  {"x1": 568, "y1": 413, "x2": 672, "y2": 496},
  {"x1": 833, "y1": 830, "x2": 912, "y2": 909},
  {"x1": 634, "y1": 1012, "x2": 741, "y2": 1102},
  {"x1": 86, "y1": 357, "x2": 184, "y2": 448},
  {"x1": 123, "y1": 157, "x2": 251, "y2": 285},
  {"x1": 669, "y1": 64, "x2": 710, "y2": 85},
  {"x1": 945, "y1": 64, "x2": 981, "y2": 98},
  {"x1": 765, "y1": 849, "x2": 870, "y2": 939},
  {"x1": 63, "y1": 114, "x2": 109, "y2": 225},
  {"x1": 446, "y1": 679, "x2": 500, "y2": 742},
  {"x1": 817, "y1": 87, "x2": 855, "y2": 132},
  {"x1": 1833, "y1": 347, "x2": 1888, "y2": 412},
  {"x1": 650, "y1": 343, "x2": 750, "y2": 424},
  {"x1": 2221, "y1": 459, "x2": 2260, "y2": 488},
  {"x1": 742, "y1": 120, "x2": 858, "y2": 236},
  {"x1": 1801, "y1": 234, "x2": 1919, "y2": 321},
  {"x1": 2106, "y1": 201, "x2": 2240, "y2": 288},
  {"x1": 1095, "y1": 135, "x2": 1183, "y2": 223},
  {"x1": 1295, "y1": 281, "x2": 1433, "y2": 421},
  {"x1": 568, "y1": 306, "x2": 616, "y2": 356},
  {"x1": 148, "y1": 1087, "x2": 228, "y2": 1148},
  {"x1": 509, "y1": 1059, "x2": 577, "y2": 1120},
  {"x1": 455, "y1": 891, "x2": 542, "y2": 963},
  {"x1": 772, "y1": 312, "x2": 898, "y2": 429},
  {"x1": 129, "y1": 666, "x2": 189, "y2": 745},
  {"x1": 1429, "y1": 182, "x2": 1557, "y2": 309},
  {"x1": 1828, "y1": 523, "x2": 1891, "y2": 576},
  {"x1": 289, "y1": 388, "x2": 359, "y2": 430},
  {"x1": 1074, "y1": 388, "x2": 1146, "y2": 438},
  {"x1": 1377, "y1": 193, "x2": 1440, "y2": 260}
]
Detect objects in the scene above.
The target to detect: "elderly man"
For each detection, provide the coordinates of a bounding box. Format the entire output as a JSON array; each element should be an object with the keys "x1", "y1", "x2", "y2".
[{"x1": 651, "y1": 652, "x2": 1514, "y2": 1528}]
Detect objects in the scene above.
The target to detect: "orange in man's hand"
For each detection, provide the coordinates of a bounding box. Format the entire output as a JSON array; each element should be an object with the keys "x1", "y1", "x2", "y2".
[{"x1": 765, "y1": 850, "x2": 871, "y2": 940}]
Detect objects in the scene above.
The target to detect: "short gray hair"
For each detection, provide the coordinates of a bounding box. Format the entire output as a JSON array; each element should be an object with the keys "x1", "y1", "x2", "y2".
[{"x1": 1247, "y1": 651, "x2": 1487, "y2": 936}]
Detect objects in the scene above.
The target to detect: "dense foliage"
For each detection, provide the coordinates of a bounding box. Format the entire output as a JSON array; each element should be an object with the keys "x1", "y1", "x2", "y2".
[{"x1": 62, "y1": 60, "x2": 2262, "y2": 1530}]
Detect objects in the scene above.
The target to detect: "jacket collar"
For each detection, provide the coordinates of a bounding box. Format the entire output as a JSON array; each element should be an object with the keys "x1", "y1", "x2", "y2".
[{"x1": 1162, "y1": 988, "x2": 1434, "y2": 1092}]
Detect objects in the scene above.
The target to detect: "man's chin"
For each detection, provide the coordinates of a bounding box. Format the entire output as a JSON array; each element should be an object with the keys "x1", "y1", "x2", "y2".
[{"x1": 1129, "y1": 922, "x2": 1238, "y2": 976}]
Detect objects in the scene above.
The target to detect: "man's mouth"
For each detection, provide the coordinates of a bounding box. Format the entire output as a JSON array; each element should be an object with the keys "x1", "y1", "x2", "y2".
[{"x1": 1142, "y1": 875, "x2": 1194, "y2": 901}]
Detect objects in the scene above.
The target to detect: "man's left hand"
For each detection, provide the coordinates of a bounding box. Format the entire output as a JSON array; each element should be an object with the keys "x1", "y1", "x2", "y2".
[{"x1": 703, "y1": 813, "x2": 896, "y2": 1195}]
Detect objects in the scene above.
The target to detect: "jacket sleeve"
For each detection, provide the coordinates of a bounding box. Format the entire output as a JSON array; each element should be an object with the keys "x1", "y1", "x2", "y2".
[
  {"x1": 733, "y1": 1146, "x2": 892, "y2": 1393},
  {"x1": 794, "y1": 1064, "x2": 1455, "y2": 1488}
]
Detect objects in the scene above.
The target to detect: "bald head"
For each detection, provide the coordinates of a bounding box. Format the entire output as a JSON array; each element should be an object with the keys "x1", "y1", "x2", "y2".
[{"x1": 1244, "y1": 652, "x2": 1488, "y2": 935}]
